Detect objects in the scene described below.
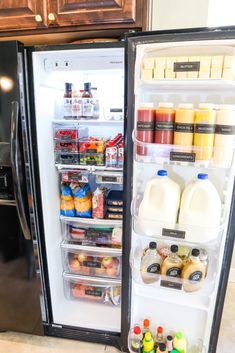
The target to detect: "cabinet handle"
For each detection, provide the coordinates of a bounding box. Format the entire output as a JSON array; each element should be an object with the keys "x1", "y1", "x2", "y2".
[
  {"x1": 35, "y1": 14, "x2": 43, "y2": 23},
  {"x1": 48, "y1": 13, "x2": 56, "y2": 21}
]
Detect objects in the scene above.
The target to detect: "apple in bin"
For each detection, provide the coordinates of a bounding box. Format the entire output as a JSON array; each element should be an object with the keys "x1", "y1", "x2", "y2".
[
  {"x1": 102, "y1": 257, "x2": 119, "y2": 269},
  {"x1": 69, "y1": 257, "x2": 81, "y2": 272},
  {"x1": 77, "y1": 253, "x2": 87, "y2": 263}
]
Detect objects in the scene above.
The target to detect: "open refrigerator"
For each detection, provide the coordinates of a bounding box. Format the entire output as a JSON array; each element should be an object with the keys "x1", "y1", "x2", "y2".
[
  {"x1": 124, "y1": 29, "x2": 235, "y2": 353},
  {"x1": 27, "y1": 42, "x2": 128, "y2": 347}
]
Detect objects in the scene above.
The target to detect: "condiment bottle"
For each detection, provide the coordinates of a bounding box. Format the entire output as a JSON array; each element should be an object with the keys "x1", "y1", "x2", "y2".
[
  {"x1": 130, "y1": 325, "x2": 142, "y2": 353},
  {"x1": 72, "y1": 86, "x2": 83, "y2": 119},
  {"x1": 140, "y1": 242, "x2": 162, "y2": 284},
  {"x1": 156, "y1": 343, "x2": 167, "y2": 353},
  {"x1": 199, "y1": 248, "x2": 209, "y2": 276},
  {"x1": 194, "y1": 103, "x2": 216, "y2": 160},
  {"x1": 63, "y1": 82, "x2": 73, "y2": 119},
  {"x1": 161, "y1": 245, "x2": 183, "y2": 278},
  {"x1": 173, "y1": 332, "x2": 187, "y2": 353},
  {"x1": 155, "y1": 103, "x2": 175, "y2": 144},
  {"x1": 155, "y1": 326, "x2": 164, "y2": 348},
  {"x1": 82, "y1": 82, "x2": 93, "y2": 118},
  {"x1": 213, "y1": 104, "x2": 235, "y2": 167},
  {"x1": 181, "y1": 248, "x2": 206, "y2": 292},
  {"x1": 136, "y1": 103, "x2": 155, "y2": 155},
  {"x1": 166, "y1": 335, "x2": 174, "y2": 352},
  {"x1": 91, "y1": 87, "x2": 100, "y2": 119},
  {"x1": 174, "y1": 103, "x2": 195, "y2": 147},
  {"x1": 142, "y1": 332, "x2": 155, "y2": 353},
  {"x1": 143, "y1": 319, "x2": 151, "y2": 336}
]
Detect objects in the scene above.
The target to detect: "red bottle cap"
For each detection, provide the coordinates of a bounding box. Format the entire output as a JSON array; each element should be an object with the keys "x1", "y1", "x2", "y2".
[
  {"x1": 143, "y1": 319, "x2": 150, "y2": 327},
  {"x1": 158, "y1": 326, "x2": 163, "y2": 333},
  {"x1": 134, "y1": 326, "x2": 141, "y2": 335}
]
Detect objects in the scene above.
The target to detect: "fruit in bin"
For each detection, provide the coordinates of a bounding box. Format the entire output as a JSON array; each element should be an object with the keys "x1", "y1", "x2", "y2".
[
  {"x1": 106, "y1": 267, "x2": 118, "y2": 277},
  {"x1": 102, "y1": 257, "x2": 118, "y2": 269},
  {"x1": 95, "y1": 266, "x2": 106, "y2": 276},
  {"x1": 77, "y1": 253, "x2": 87, "y2": 263},
  {"x1": 80, "y1": 266, "x2": 90, "y2": 275},
  {"x1": 69, "y1": 257, "x2": 81, "y2": 272}
]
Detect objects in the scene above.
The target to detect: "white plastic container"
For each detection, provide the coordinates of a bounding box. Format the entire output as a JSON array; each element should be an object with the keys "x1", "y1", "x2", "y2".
[
  {"x1": 178, "y1": 173, "x2": 222, "y2": 241},
  {"x1": 138, "y1": 170, "x2": 181, "y2": 233},
  {"x1": 213, "y1": 104, "x2": 235, "y2": 168}
]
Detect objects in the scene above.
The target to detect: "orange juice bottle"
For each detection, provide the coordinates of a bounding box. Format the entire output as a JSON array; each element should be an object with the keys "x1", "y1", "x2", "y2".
[
  {"x1": 174, "y1": 103, "x2": 195, "y2": 147},
  {"x1": 194, "y1": 103, "x2": 216, "y2": 160}
]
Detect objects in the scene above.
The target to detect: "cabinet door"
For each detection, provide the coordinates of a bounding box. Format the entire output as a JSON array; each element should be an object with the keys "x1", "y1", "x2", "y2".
[
  {"x1": 48, "y1": 0, "x2": 139, "y2": 28},
  {"x1": 0, "y1": 1, "x2": 47, "y2": 31}
]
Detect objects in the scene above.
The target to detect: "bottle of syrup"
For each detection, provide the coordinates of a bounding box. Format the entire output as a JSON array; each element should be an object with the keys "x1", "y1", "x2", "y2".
[
  {"x1": 82, "y1": 82, "x2": 93, "y2": 118},
  {"x1": 63, "y1": 83, "x2": 73, "y2": 119}
]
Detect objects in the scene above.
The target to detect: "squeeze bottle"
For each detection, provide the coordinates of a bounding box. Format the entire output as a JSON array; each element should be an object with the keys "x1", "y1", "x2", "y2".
[
  {"x1": 142, "y1": 332, "x2": 155, "y2": 353},
  {"x1": 173, "y1": 331, "x2": 187, "y2": 353}
]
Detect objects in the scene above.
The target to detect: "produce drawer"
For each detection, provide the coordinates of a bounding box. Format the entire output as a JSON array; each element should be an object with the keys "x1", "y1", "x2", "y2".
[
  {"x1": 61, "y1": 241, "x2": 122, "y2": 279},
  {"x1": 55, "y1": 152, "x2": 79, "y2": 165},
  {"x1": 63, "y1": 273, "x2": 121, "y2": 306},
  {"x1": 79, "y1": 152, "x2": 105, "y2": 166}
]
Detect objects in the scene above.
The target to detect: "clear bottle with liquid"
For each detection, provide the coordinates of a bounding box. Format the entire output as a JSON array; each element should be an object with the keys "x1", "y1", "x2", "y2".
[
  {"x1": 140, "y1": 242, "x2": 162, "y2": 284},
  {"x1": 130, "y1": 325, "x2": 142, "y2": 353},
  {"x1": 161, "y1": 245, "x2": 183, "y2": 278},
  {"x1": 82, "y1": 82, "x2": 93, "y2": 118},
  {"x1": 91, "y1": 87, "x2": 100, "y2": 119},
  {"x1": 155, "y1": 326, "x2": 164, "y2": 348},
  {"x1": 166, "y1": 335, "x2": 173, "y2": 352},
  {"x1": 72, "y1": 86, "x2": 83, "y2": 119}
]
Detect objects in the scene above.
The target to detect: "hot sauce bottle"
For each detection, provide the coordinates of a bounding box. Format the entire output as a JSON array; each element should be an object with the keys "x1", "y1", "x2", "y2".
[
  {"x1": 155, "y1": 103, "x2": 175, "y2": 144},
  {"x1": 82, "y1": 82, "x2": 93, "y2": 118},
  {"x1": 63, "y1": 82, "x2": 73, "y2": 119}
]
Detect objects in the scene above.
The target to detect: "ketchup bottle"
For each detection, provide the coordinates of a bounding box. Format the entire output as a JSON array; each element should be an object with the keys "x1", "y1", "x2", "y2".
[
  {"x1": 155, "y1": 102, "x2": 175, "y2": 144},
  {"x1": 137, "y1": 103, "x2": 155, "y2": 155}
]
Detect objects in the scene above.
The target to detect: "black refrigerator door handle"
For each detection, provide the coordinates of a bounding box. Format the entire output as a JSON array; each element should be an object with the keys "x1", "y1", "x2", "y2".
[{"x1": 10, "y1": 101, "x2": 31, "y2": 240}]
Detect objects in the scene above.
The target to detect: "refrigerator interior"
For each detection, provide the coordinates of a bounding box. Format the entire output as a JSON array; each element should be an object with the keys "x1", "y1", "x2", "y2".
[
  {"x1": 32, "y1": 46, "x2": 124, "y2": 332},
  {"x1": 130, "y1": 38, "x2": 235, "y2": 352}
]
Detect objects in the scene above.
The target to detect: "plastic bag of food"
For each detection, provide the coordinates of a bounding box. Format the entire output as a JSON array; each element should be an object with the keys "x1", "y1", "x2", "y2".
[
  {"x1": 71, "y1": 183, "x2": 92, "y2": 218},
  {"x1": 60, "y1": 183, "x2": 75, "y2": 217}
]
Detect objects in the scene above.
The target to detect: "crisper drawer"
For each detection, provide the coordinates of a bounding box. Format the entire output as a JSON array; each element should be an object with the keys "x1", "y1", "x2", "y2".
[
  {"x1": 61, "y1": 241, "x2": 122, "y2": 279},
  {"x1": 61, "y1": 218, "x2": 122, "y2": 247},
  {"x1": 63, "y1": 273, "x2": 121, "y2": 306}
]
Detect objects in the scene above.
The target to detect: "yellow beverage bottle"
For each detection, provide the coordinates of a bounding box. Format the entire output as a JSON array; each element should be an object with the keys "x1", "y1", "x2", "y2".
[
  {"x1": 142, "y1": 332, "x2": 155, "y2": 353},
  {"x1": 194, "y1": 103, "x2": 216, "y2": 160},
  {"x1": 173, "y1": 331, "x2": 187, "y2": 353},
  {"x1": 174, "y1": 103, "x2": 195, "y2": 147}
]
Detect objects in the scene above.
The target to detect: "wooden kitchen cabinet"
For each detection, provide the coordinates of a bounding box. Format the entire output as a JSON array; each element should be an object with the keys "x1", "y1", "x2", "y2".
[{"x1": 0, "y1": 0, "x2": 47, "y2": 31}]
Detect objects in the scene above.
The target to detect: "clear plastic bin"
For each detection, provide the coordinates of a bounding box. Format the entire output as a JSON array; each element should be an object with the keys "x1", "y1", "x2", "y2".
[
  {"x1": 54, "y1": 141, "x2": 79, "y2": 153},
  {"x1": 61, "y1": 241, "x2": 122, "y2": 279},
  {"x1": 79, "y1": 137, "x2": 107, "y2": 153},
  {"x1": 79, "y1": 152, "x2": 105, "y2": 166},
  {"x1": 55, "y1": 152, "x2": 79, "y2": 165},
  {"x1": 63, "y1": 273, "x2": 121, "y2": 306}
]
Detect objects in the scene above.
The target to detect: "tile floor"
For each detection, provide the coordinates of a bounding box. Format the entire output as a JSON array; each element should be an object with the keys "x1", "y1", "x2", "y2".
[{"x1": 0, "y1": 283, "x2": 234, "y2": 353}]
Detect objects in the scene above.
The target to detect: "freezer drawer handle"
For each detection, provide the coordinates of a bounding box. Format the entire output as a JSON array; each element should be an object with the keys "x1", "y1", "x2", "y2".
[{"x1": 10, "y1": 101, "x2": 31, "y2": 240}]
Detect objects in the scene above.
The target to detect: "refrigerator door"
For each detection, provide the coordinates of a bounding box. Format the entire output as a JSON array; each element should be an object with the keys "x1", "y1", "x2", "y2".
[
  {"x1": 125, "y1": 28, "x2": 235, "y2": 353},
  {"x1": 0, "y1": 41, "x2": 43, "y2": 334},
  {"x1": 28, "y1": 42, "x2": 125, "y2": 347}
]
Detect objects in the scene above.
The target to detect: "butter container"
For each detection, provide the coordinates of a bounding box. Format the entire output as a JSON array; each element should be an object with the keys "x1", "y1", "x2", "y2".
[
  {"x1": 176, "y1": 56, "x2": 188, "y2": 62},
  {"x1": 200, "y1": 56, "x2": 212, "y2": 69},
  {"x1": 210, "y1": 67, "x2": 223, "y2": 79},
  {"x1": 222, "y1": 68, "x2": 235, "y2": 80},
  {"x1": 166, "y1": 57, "x2": 176, "y2": 70},
  {"x1": 176, "y1": 72, "x2": 187, "y2": 79},
  {"x1": 211, "y1": 56, "x2": 223, "y2": 68},
  {"x1": 223, "y1": 56, "x2": 235, "y2": 69},
  {"x1": 153, "y1": 68, "x2": 165, "y2": 80},
  {"x1": 155, "y1": 57, "x2": 166, "y2": 68},
  {"x1": 187, "y1": 56, "x2": 200, "y2": 79},
  {"x1": 199, "y1": 68, "x2": 210, "y2": 79},
  {"x1": 141, "y1": 69, "x2": 153, "y2": 80},
  {"x1": 165, "y1": 69, "x2": 176, "y2": 79},
  {"x1": 143, "y1": 57, "x2": 155, "y2": 70}
]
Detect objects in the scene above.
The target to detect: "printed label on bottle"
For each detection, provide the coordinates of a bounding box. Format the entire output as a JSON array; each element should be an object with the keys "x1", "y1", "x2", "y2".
[
  {"x1": 137, "y1": 121, "x2": 155, "y2": 131},
  {"x1": 147, "y1": 263, "x2": 160, "y2": 274},
  {"x1": 175, "y1": 123, "x2": 194, "y2": 133},
  {"x1": 215, "y1": 124, "x2": 235, "y2": 135},
  {"x1": 195, "y1": 124, "x2": 215, "y2": 134},
  {"x1": 189, "y1": 271, "x2": 203, "y2": 282},
  {"x1": 83, "y1": 261, "x2": 101, "y2": 268},
  {"x1": 85, "y1": 289, "x2": 102, "y2": 297},
  {"x1": 155, "y1": 121, "x2": 174, "y2": 131},
  {"x1": 72, "y1": 98, "x2": 82, "y2": 117},
  {"x1": 162, "y1": 228, "x2": 186, "y2": 239},
  {"x1": 83, "y1": 98, "x2": 94, "y2": 117},
  {"x1": 170, "y1": 151, "x2": 196, "y2": 162},
  {"x1": 166, "y1": 267, "x2": 181, "y2": 277},
  {"x1": 160, "y1": 279, "x2": 182, "y2": 290},
  {"x1": 174, "y1": 61, "x2": 200, "y2": 72},
  {"x1": 64, "y1": 98, "x2": 72, "y2": 118}
]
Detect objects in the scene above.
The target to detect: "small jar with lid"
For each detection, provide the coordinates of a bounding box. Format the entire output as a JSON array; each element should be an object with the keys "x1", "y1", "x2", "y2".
[
  {"x1": 155, "y1": 102, "x2": 175, "y2": 144},
  {"x1": 174, "y1": 103, "x2": 195, "y2": 147}
]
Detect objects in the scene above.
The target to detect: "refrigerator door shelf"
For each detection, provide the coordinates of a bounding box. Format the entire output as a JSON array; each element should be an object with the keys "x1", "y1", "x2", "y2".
[
  {"x1": 56, "y1": 164, "x2": 123, "y2": 172},
  {"x1": 63, "y1": 272, "x2": 121, "y2": 306},
  {"x1": 133, "y1": 132, "x2": 235, "y2": 170},
  {"x1": 61, "y1": 219, "x2": 122, "y2": 248},
  {"x1": 61, "y1": 240, "x2": 122, "y2": 279},
  {"x1": 60, "y1": 215, "x2": 122, "y2": 227},
  {"x1": 132, "y1": 199, "x2": 225, "y2": 245},
  {"x1": 53, "y1": 119, "x2": 124, "y2": 126}
]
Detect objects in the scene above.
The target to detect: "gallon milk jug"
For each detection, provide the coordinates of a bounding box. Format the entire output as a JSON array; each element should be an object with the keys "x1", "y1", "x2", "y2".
[
  {"x1": 178, "y1": 173, "x2": 221, "y2": 241},
  {"x1": 138, "y1": 170, "x2": 181, "y2": 234}
]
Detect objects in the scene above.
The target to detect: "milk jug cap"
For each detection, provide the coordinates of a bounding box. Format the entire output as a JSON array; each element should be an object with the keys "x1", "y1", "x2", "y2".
[
  {"x1": 157, "y1": 170, "x2": 168, "y2": 177},
  {"x1": 197, "y1": 173, "x2": 208, "y2": 180},
  {"x1": 219, "y1": 104, "x2": 235, "y2": 111},
  {"x1": 158, "y1": 102, "x2": 174, "y2": 109},
  {"x1": 198, "y1": 103, "x2": 215, "y2": 110},
  {"x1": 178, "y1": 103, "x2": 194, "y2": 109},
  {"x1": 175, "y1": 332, "x2": 184, "y2": 339}
]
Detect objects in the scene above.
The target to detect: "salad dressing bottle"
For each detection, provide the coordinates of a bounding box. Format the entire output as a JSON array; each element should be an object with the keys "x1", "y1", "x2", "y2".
[
  {"x1": 182, "y1": 248, "x2": 206, "y2": 292},
  {"x1": 140, "y1": 242, "x2": 162, "y2": 284},
  {"x1": 161, "y1": 245, "x2": 183, "y2": 277}
]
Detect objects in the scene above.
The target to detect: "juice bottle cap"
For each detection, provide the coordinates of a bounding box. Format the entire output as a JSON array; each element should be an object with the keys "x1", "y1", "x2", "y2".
[
  {"x1": 134, "y1": 326, "x2": 141, "y2": 335},
  {"x1": 178, "y1": 103, "x2": 194, "y2": 109},
  {"x1": 149, "y1": 242, "x2": 157, "y2": 249},
  {"x1": 198, "y1": 103, "x2": 215, "y2": 110},
  {"x1": 140, "y1": 103, "x2": 154, "y2": 108},
  {"x1": 219, "y1": 104, "x2": 235, "y2": 111},
  {"x1": 197, "y1": 173, "x2": 208, "y2": 180},
  {"x1": 158, "y1": 343, "x2": 166, "y2": 351},
  {"x1": 157, "y1": 170, "x2": 168, "y2": 177},
  {"x1": 157, "y1": 326, "x2": 163, "y2": 333},
  {"x1": 143, "y1": 319, "x2": 150, "y2": 327},
  {"x1": 158, "y1": 102, "x2": 174, "y2": 109},
  {"x1": 175, "y1": 331, "x2": 184, "y2": 339},
  {"x1": 192, "y1": 248, "x2": 200, "y2": 257},
  {"x1": 171, "y1": 245, "x2": 178, "y2": 253}
]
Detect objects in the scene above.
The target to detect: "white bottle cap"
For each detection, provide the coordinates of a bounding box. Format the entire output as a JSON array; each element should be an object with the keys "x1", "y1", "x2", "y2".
[
  {"x1": 178, "y1": 103, "x2": 194, "y2": 109},
  {"x1": 158, "y1": 102, "x2": 174, "y2": 108},
  {"x1": 198, "y1": 103, "x2": 215, "y2": 110},
  {"x1": 219, "y1": 104, "x2": 235, "y2": 111},
  {"x1": 140, "y1": 103, "x2": 154, "y2": 108}
]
